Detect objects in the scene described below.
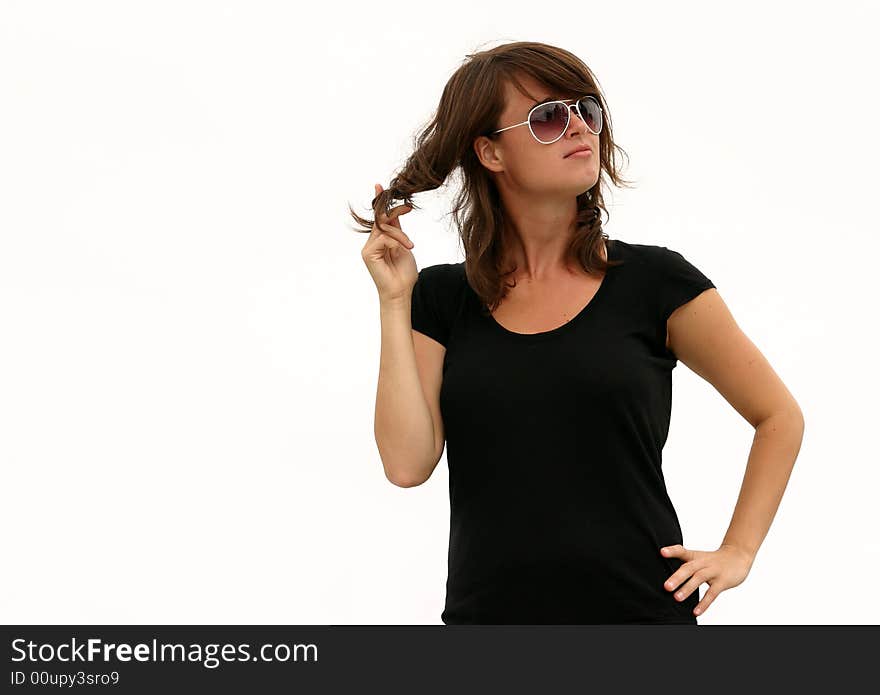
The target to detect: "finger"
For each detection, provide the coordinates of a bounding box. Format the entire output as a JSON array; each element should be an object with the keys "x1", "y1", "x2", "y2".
[
  {"x1": 693, "y1": 585, "x2": 721, "y2": 616},
  {"x1": 663, "y1": 557, "x2": 701, "y2": 592},
  {"x1": 661, "y1": 544, "x2": 685, "y2": 558},
  {"x1": 662, "y1": 544, "x2": 700, "y2": 567},
  {"x1": 372, "y1": 182, "x2": 410, "y2": 219},
  {"x1": 664, "y1": 569, "x2": 689, "y2": 593},
  {"x1": 379, "y1": 233, "x2": 404, "y2": 251},
  {"x1": 672, "y1": 568, "x2": 709, "y2": 602},
  {"x1": 384, "y1": 204, "x2": 413, "y2": 227},
  {"x1": 363, "y1": 232, "x2": 405, "y2": 258},
  {"x1": 372, "y1": 183, "x2": 385, "y2": 221},
  {"x1": 378, "y1": 203, "x2": 412, "y2": 228},
  {"x1": 378, "y1": 221, "x2": 414, "y2": 248}
]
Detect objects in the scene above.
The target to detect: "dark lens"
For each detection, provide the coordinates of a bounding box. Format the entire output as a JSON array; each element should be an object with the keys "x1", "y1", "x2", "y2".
[
  {"x1": 529, "y1": 102, "x2": 569, "y2": 143},
  {"x1": 577, "y1": 97, "x2": 602, "y2": 134}
]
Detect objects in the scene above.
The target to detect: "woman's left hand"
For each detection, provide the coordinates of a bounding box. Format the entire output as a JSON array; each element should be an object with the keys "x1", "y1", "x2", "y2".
[{"x1": 660, "y1": 543, "x2": 755, "y2": 617}]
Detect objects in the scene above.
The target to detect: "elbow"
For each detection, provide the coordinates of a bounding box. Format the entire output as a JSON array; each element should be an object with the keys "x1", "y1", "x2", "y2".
[
  {"x1": 790, "y1": 402, "x2": 806, "y2": 435},
  {"x1": 754, "y1": 404, "x2": 804, "y2": 442},
  {"x1": 771, "y1": 401, "x2": 805, "y2": 430},
  {"x1": 781, "y1": 403, "x2": 806, "y2": 447},
  {"x1": 386, "y1": 470, "x2": 428, "y2": 488},
  {"x1": 379, "y1": 452, "x2": 431, "y2": 488},
  {"x1": 375, "y1": 436, "x2": 435, "y2": 488}
]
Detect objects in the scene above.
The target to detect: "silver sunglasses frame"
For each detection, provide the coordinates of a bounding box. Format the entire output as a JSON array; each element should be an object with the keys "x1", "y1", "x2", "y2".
[{"x1": 491, "y1": 95, "x2": 603, "y2": 144}]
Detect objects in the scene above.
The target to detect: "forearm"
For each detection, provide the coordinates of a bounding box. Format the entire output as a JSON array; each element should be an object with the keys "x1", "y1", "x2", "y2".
[
  {"x1": 721, "y1": 407, "x2": 805, "y2": 560},
  {"x1": 374, "y1": 297, "x2": 436, "y2": 486}
]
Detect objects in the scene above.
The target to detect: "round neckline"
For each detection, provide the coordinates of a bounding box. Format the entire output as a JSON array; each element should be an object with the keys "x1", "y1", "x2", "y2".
[{"x1": 483, "y1": 239, "x2": 619, "y2": 342}]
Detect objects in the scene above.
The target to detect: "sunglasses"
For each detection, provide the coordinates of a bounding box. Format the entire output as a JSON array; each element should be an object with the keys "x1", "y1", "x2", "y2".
[{"x1": 491, "y1": 95, "x2": 603, "y2": 144}]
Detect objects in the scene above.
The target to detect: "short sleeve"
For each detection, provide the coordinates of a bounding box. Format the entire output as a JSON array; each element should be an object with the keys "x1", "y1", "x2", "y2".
[
  {"x1": 410, "y1": 264, "x2": 454, "y2": 346},
  {"x1": 656, "y1": 246, "x2": 716, "y2": 322}
]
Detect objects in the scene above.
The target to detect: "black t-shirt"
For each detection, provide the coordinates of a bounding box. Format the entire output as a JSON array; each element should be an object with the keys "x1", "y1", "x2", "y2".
[{"x1": 409, "y1": 238, "x2": 716, "y2": 624}]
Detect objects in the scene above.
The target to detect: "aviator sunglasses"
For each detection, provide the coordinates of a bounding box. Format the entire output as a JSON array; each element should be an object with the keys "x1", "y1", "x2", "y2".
[{"x1": 491, "y1": 95, "x2": 603, "y2": 145}]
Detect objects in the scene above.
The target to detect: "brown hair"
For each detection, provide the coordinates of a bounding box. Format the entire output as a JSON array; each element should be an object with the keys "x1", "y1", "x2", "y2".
[{"x1": 348, "y1": 40, "x2": 634, "y2": 313}]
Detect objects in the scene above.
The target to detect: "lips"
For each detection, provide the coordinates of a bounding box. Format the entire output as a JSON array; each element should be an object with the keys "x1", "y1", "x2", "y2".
[{"x1": 564, "y1": 146, "x2": 592, "y2": 158}]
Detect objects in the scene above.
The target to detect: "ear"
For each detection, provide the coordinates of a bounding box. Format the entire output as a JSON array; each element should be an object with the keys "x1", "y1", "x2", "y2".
[{"x1": 473, "y1": 135, "x2": 504, "y2": 173}]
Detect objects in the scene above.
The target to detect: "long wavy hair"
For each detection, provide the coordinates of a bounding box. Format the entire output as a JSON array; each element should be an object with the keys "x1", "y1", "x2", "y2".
[{"x1": 348, "y1": 40, "x2": 634, "y2": 313}]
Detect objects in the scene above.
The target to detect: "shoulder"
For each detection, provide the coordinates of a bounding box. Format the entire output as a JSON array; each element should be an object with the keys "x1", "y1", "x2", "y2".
[
  {"x1": 612, "y1": 239, "x2": 687, "y2": 270},
  {"x1": 411, "y1": 262, "x2": 468, "y2": 347},
  {"x1": 611, "y1": 239, "x2": 716, "y2": 322},
  {"x1": 613, "y1": 239, "x2": 712, "y2": 281},
  {"x1": 416, "y1": 261, "x2": 465, "y2": 282},
  {"x1": 415, "y1": 261, "x2": 467, "y2": 297}
]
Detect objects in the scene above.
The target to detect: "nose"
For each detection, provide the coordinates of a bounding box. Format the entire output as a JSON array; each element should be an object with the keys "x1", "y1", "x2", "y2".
[
  {"x1": 565, "y1": 104, "x2": 588, "y2": 136},
  {"x1": 565, "y1": 102, "x2": 599, "y2": 139}
]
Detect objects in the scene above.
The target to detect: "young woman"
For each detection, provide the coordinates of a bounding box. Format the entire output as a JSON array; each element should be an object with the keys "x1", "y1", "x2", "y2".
[{"x1": 351, "y1": 41, "x2": 804, "y2": 624}]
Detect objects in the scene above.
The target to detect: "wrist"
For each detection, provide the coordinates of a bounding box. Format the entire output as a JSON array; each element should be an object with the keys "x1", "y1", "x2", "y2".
[
  {"x1": 720, "y1": 541, "x2": 757, "y2": 563},
  {"x1": 379, "y1": 294, "x2": 411, "y2": 312}
]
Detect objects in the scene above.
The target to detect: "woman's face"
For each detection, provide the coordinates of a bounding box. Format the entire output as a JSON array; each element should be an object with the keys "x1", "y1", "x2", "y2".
[{"x1": 476, "y1": 74, "x2": 601, "y2": 200}]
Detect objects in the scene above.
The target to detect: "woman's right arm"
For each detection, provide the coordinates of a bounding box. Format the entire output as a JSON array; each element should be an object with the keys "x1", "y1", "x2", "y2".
[
  {"x1": 374, "y1": 297, "x2": 446, "y2": 487},
  {"x1": 361, "y1": 183, "x2": 444, "y2": 487}
]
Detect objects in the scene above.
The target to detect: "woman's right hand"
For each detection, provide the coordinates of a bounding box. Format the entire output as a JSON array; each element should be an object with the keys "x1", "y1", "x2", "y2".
[{"x1": 361, "y1": 183, "x2": 417, "y2": 302}]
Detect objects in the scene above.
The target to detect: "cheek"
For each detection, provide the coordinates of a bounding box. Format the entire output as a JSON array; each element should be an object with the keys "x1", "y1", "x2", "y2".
[
  {"x1": 505, "y1": 151, "x2": 549, "y2": 185},
  {"x1": 525, "y1": 150, "x2": 568, "y2": 178},
  {"x1": 504, "y1": 145, "x2": 572, "y2": 188}
]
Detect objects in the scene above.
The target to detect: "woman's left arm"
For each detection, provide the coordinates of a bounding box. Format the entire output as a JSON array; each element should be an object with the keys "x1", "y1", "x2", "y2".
[{"x1": 659, "y1": 288, "x2": 805, "y2": 617}]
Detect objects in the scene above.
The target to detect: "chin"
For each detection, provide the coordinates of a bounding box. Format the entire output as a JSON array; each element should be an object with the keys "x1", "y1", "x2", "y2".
[{"x1": 567, "y1": 179, "x2": 597, "y2": 197}]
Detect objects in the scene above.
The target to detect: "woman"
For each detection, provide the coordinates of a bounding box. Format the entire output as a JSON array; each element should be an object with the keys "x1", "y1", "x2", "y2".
[{"x1": 350, "y1": 41, "x2": 804, "y2": 624}]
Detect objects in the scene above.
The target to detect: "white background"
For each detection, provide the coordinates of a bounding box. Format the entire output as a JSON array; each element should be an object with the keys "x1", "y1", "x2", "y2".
[{"x1": 1, "y1": 0, "x2": 877, "y2": 625}]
